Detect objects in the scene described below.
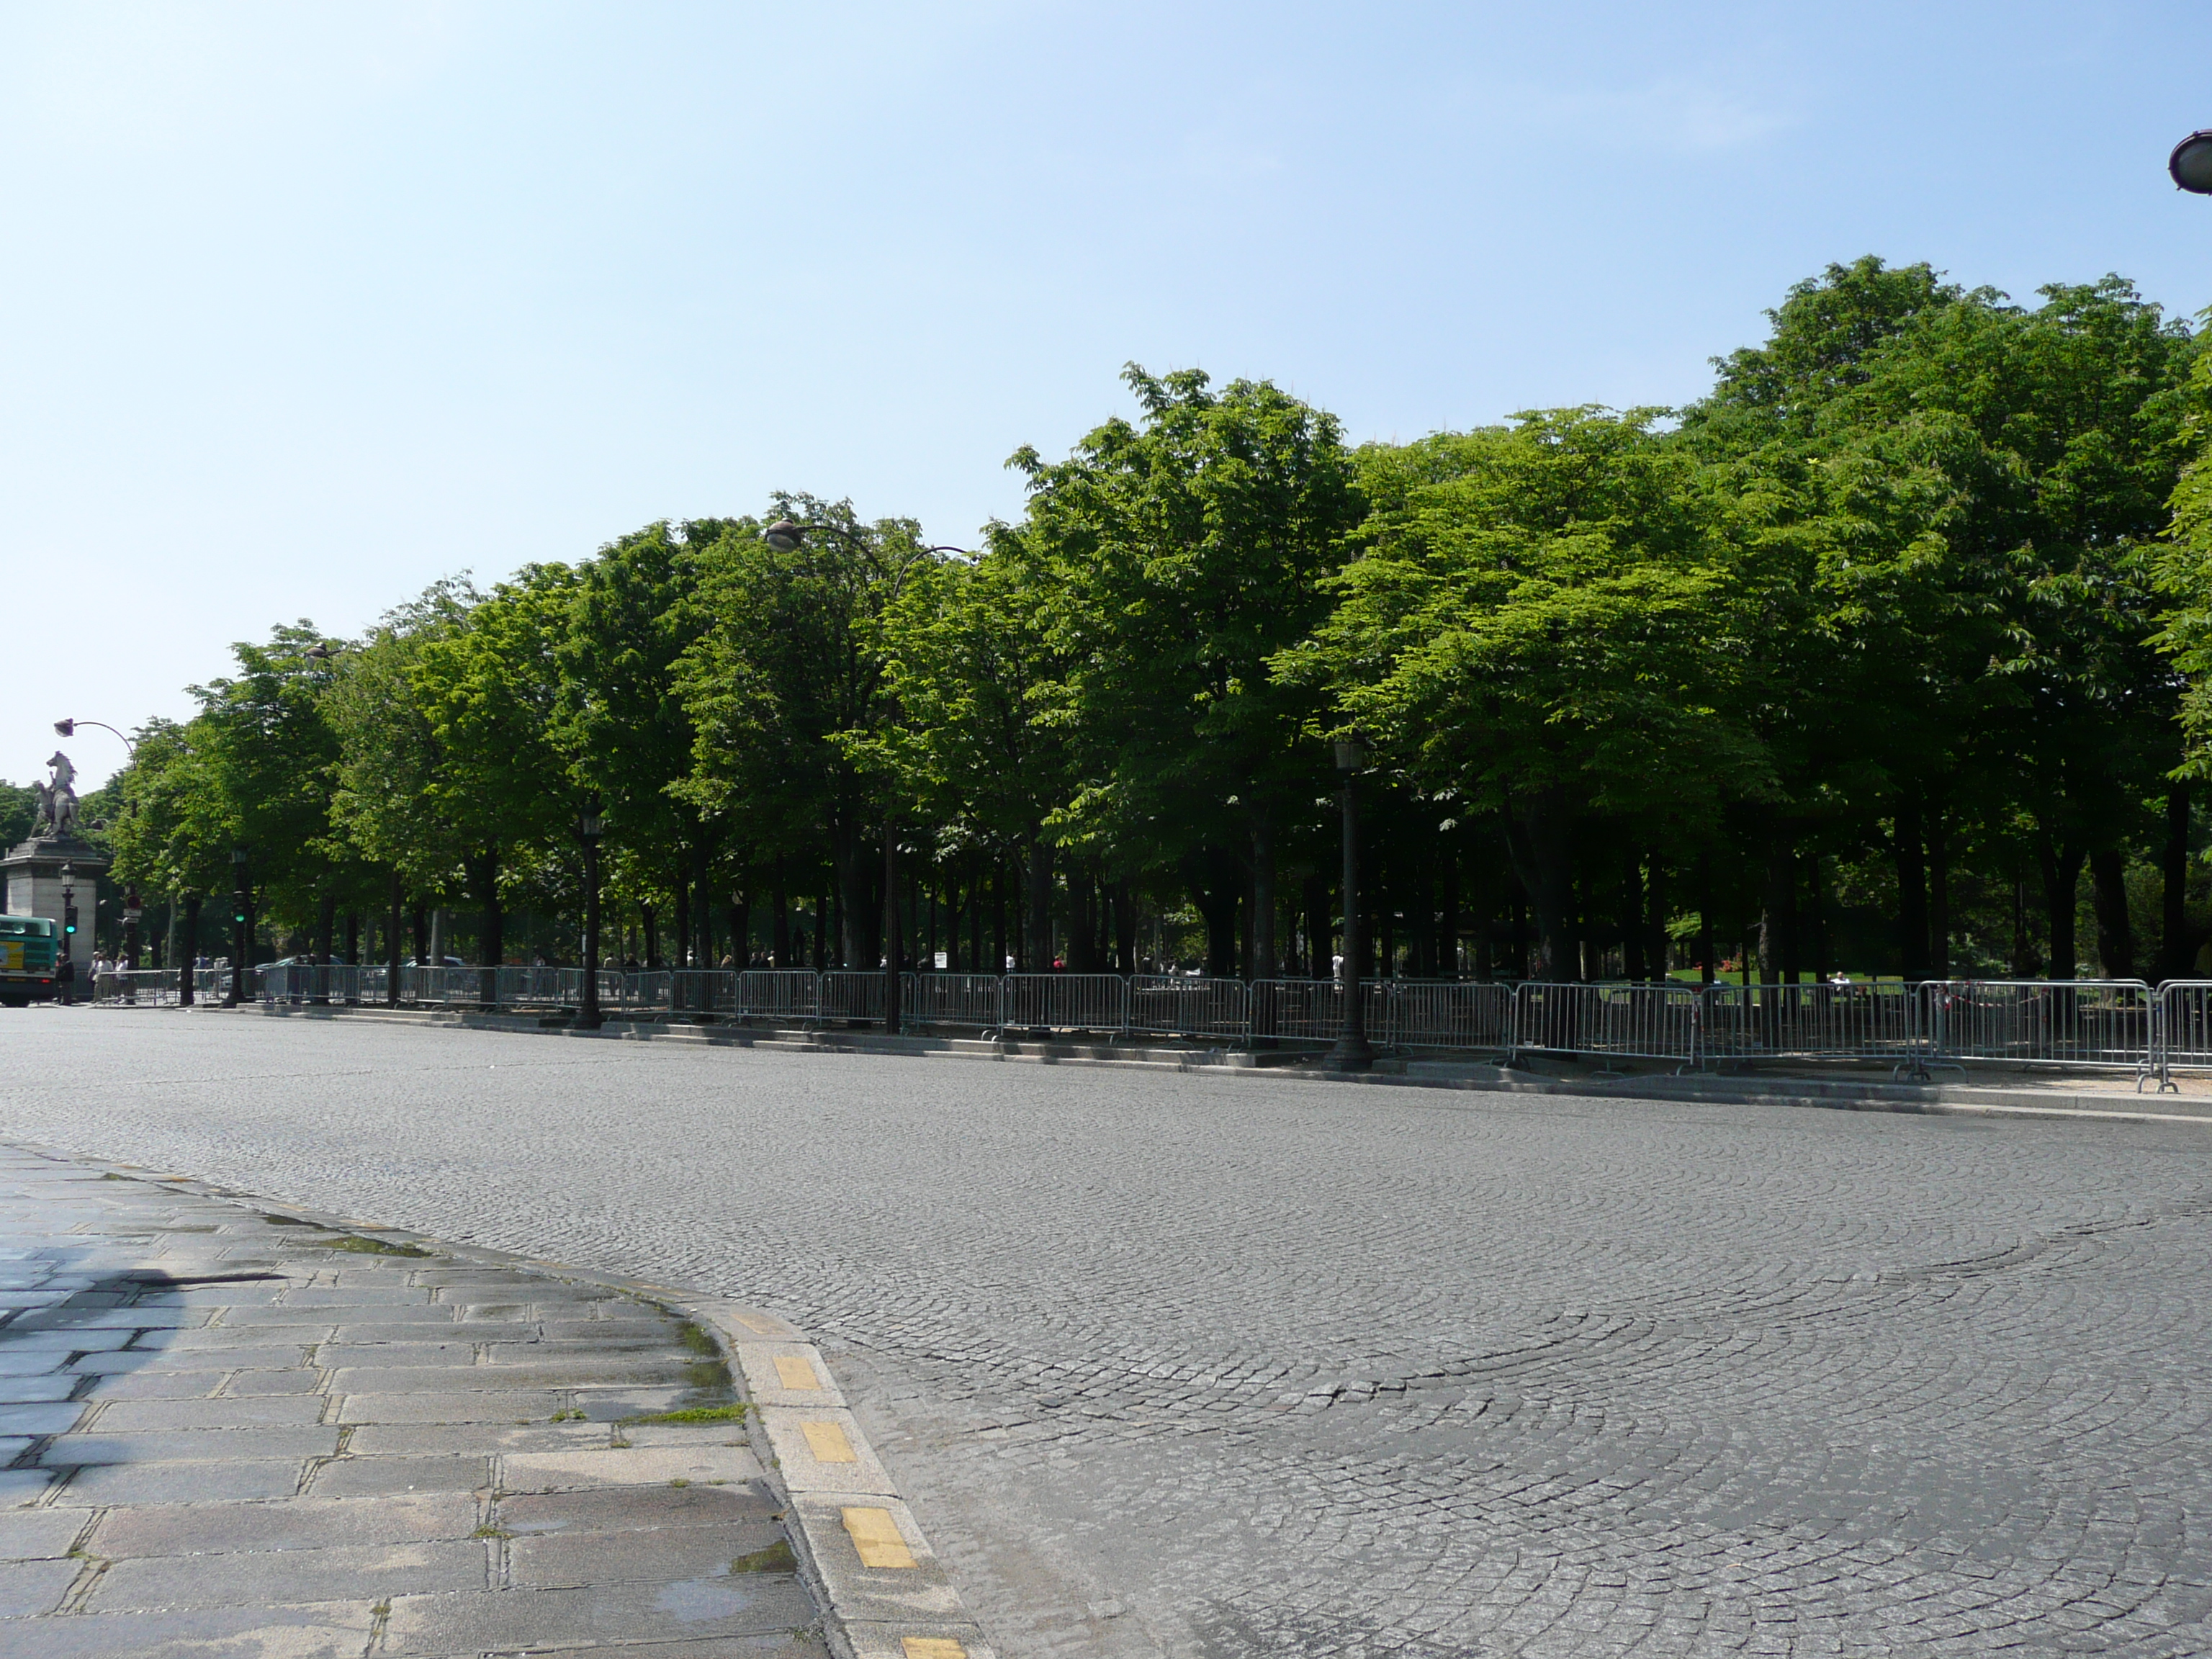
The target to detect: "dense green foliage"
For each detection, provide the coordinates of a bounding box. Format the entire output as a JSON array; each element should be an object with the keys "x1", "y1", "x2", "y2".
[{"x1": 96, "y1": 261, "x2": 2212, "y2": 982}]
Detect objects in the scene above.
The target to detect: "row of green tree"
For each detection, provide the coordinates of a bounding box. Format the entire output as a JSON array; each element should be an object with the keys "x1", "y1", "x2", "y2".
[{"x1": 86, "y1": 257, "x2": 2212, "y2": 984}]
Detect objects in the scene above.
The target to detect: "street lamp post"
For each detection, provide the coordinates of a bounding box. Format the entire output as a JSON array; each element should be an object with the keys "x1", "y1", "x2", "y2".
[
  {"x1": 1324, "y1": 737, "x2": 1375, "y2": 1073},
  {"x1": 58, "y1": 863, "x2": 78, "y2": 1007},
  {"x1": 577, "y1": 804, "x2": 604, "y2": 1031},
  {"x1": 227, "y1": 849, "x2": 250, "y2": 1008}
]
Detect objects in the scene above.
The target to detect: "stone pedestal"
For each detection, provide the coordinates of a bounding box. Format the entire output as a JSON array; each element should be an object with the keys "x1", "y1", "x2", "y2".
[{"x1": 2, "y1": 837, "x2": 110, "y2": 974}]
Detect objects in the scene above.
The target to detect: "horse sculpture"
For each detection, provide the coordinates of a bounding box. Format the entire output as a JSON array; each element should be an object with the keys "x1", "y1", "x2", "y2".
[{"x1": 32, "y1": 752, "x2": 78, "y2": 839}]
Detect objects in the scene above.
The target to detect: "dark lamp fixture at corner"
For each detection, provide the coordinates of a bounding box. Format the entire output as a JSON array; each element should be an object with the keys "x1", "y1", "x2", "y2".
[
  {"x1": 1334, "y1": 737, "x2": 1367, "y2": 772},
  {"x1": 578, "y1": 811, "x2": 603, "y2": 842},
  {"x1": 2171, "y1": 131, "x2": 2212, "y2": 194},
  {"x1": 53, "y1": 719, "x2": 73, "y2": 737},
  {"x1": 764, "y1": 519, "x2": 806, "y2": 552}
]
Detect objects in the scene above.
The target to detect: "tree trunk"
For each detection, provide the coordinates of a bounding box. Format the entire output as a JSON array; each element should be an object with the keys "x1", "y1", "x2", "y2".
[
  {"x1": 468, "y1": 848, "x2": 502, "y2": 1006},
  {"x1": 1646, "y1": 854, "x2": 1668, "y2": 981},
  {"x1": 2010, "y1": 866, "x2": 2035, "y2": 977},
  {"x1": 673, "y1": 864, "x2": 691, "y2": 971},
  {"x1": 1302, "y1": 874, "x2": 1328, "y2": 980},
  {"x1": 2089, "y1": 845, "x2": 2134, "y2": 979},
  {"x1": 1759, "y1": 834, "x2": 1794, "y2": 986},
  {"x1": 180, "y1": 896, "x2": 201, "y2": 1004},
  {"x1": 1894, "y1": 794, "x2": 1930, "y2": 981},
  {"x1": 2036, "y1": 832, "x2": 2085, "y2": 981},
  {"x1": 1440, "y1": 848, "x2": 1460, "y2": 979},
  {"x1": 992, "y1": 860, "x2": 1008, "y2": 973},
  {"x1": 1112, "y1": 878, "x2": 1136, "y2": 975},
  {"x1": 1928, "y1": 806, "x2": 1951, "y2": 979},
  {"x1": 1249, "y1": 819, "x2": 1277, "y2": 981},
  {"x1": 835, "y1": 814, "x2": 873, "y2": 970},
  {"x1": 2159, "y1": 782, "x2": 2193, "y2": 981},
  {"x1": 1621, "y1": 848, "x2": 1645, "y2": 981},
  {"x1": 1805, "y1": 858, "x2": 1826, "y2": 982},
  {"x1": 641, "y1": 904, "x2": 657, "y2": 968},
  {"x1": 772, "y1": 865, "x2": 791, "y2": 968},
  {"x1": 693, "y1": 840, "x2": 714, "y2": 970},
  {"x1": 315, "y1": 893, "x2": 336, "y2": 966},
  {"x1": 729, "y1": 891, "x2": 751, "y2": 969},
  {"x1": 1502, "y1": 795, "x2": 1576, "y2": 981},
  {"x1": 1696, "y1": 850, "x2": 1715, "y2": 984},
  {"x1": 1024, "y1": 830, "x2": 1053, "y2": 971}
]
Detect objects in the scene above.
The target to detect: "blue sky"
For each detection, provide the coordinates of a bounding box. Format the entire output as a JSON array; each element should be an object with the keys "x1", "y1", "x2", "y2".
[{"x1": 7, "y1": 1, "x2": 2211, "y2": 789}]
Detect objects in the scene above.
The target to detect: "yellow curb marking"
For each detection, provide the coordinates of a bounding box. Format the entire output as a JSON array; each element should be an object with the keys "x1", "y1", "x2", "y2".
[
  {"x1": 733, "y1": 1313, "x2": 782, "y2": 1334},
  {"x1": 842, "y1": 1505, "x2": 916, "y2": 1568},
  {"x1": 902, "y1": 1640, "x2": 967, "y2": 1658},
  {"x1": 801, "y1": 1421, "x2": 858, "y2": 1462},
  {"x1": 775, "y1": 1355, "x2": 822, "y2": 1390}
]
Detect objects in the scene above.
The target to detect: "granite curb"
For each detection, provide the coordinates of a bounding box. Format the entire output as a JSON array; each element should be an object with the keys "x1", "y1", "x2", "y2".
[
  {"x1": 212, "y1": 1001, "x2": 2212, "y2": 1129},
  {"x1": 0, "y1": 1133, "x2": 999, "y2": 1659}
]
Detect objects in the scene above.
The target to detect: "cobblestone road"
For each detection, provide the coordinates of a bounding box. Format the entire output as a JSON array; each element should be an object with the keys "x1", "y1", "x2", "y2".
[{"x1": 4, "y1": 1012, "x2": 2211, "y2": 1658}]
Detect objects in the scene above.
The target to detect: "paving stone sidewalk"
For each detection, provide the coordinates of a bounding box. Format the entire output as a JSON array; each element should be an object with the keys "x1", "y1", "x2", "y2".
[{"x1": 0, "y1": 1142, "x2": 824, "y2": 1658}]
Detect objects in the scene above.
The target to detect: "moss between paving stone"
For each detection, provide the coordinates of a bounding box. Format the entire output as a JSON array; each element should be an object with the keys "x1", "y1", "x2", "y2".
[
  {"x1": 322, "y1": 1234, "x2": 432, "y2": 1257},
  {"x1": 624, "y1": 1403, "x2": 748, "y2": 1426},
  {"x1": 731, "y1": 1539, "x2": 796, "y2": 1573}
]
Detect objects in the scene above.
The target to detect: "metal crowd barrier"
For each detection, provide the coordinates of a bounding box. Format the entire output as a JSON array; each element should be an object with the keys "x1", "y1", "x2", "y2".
[
  {"x1": 1925, "y1": 979, "x2": 2154, "y2": 1076},
  {"x1": 198, "y1": 960, "x2": 2212, "y2": 1084},
  {"x1": 905, "y1": 972, "x2": 1003, "y2": 1029},
  {"x1": 1381, "y1": 979, "x2": 1515, "y2": 1051},
  {"x1": 1699, "y1": 981, "x2": 1925, "y2": 1066},
  {"x1": 1000, "y1": 973, "x2": 1128, "y2": 1033},
  {"x1": 1509, "y1": 981, "x2": 1701, "y2": 1065},
  {"x1": 819, "y1": 970, "x2": 886, "y2": 1022},
  {"x1": 1130, "y1": 974, "x2": 1249, "y2": 1040},
  {"x1": 2155, "y1": 981, "x2": 2212, "y2": 1089},
  {"x1": 735, "y1": 969, "x2": 821, "y2": 1022},
  {"x1": 96, "y1": 968, "x2": 178, "y2": 1004}
]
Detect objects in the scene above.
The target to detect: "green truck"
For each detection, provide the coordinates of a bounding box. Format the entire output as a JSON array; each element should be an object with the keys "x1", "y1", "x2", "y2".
[{"x1": 0, "y1": 914, "x2": 60, "y2": 1005}]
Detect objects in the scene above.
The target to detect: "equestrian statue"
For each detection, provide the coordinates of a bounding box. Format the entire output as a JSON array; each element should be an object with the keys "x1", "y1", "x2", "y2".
[{"x1": 32, "y1": 752, "x2": 79, "y2": 839}]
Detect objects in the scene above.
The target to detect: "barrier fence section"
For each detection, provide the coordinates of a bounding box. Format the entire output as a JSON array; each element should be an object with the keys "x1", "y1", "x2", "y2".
[
  {"x1": 99, "y1": 968, "x2": 179, "y2": 1004},
  {"x1": 819, "y1": 970, "x2": 885, "y2": 1022},
  {"x1": 736, "y1": 969, "x2": 821, "y2": 1022},
  {"x1": 905, "y1": 972, "x2": 1003, "y2": 1030},
  {"x1": 1510, "y1": 981, "x2": 1701, "y2": 1064},
  {"x1": 181, "y1": 963, "x2": 2212, "y2": 1080},
  {"x1": 1925, "y1": 979, "x2": 2154, "y2": 1075},
  {"x1": 1382, "y1": 979, "x2": 1515, "y2": 1052},
  {"x1": 1699, "y1": 981, "x2": 1926, "y2": 1066},
  {"x1": 1131, "y1": 975, "x2": 1249, "y2": 1040},
  {"x1": 1001, "y1": 974, "x2": 1128, "y2": 1033}
]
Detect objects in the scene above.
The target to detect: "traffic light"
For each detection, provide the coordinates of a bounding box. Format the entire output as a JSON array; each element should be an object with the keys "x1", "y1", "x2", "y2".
[
  {"x1": 63, "y1": 905, "x2": 78, "y2": 938},
  {"x1": 232, "y1": 897, "x2": 247, "y2": 926}
]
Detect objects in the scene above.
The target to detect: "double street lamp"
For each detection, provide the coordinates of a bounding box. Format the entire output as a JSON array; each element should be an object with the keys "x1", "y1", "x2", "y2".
[{"x1": 53, "y1": 718, "x2": 140, "y2": 971}]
